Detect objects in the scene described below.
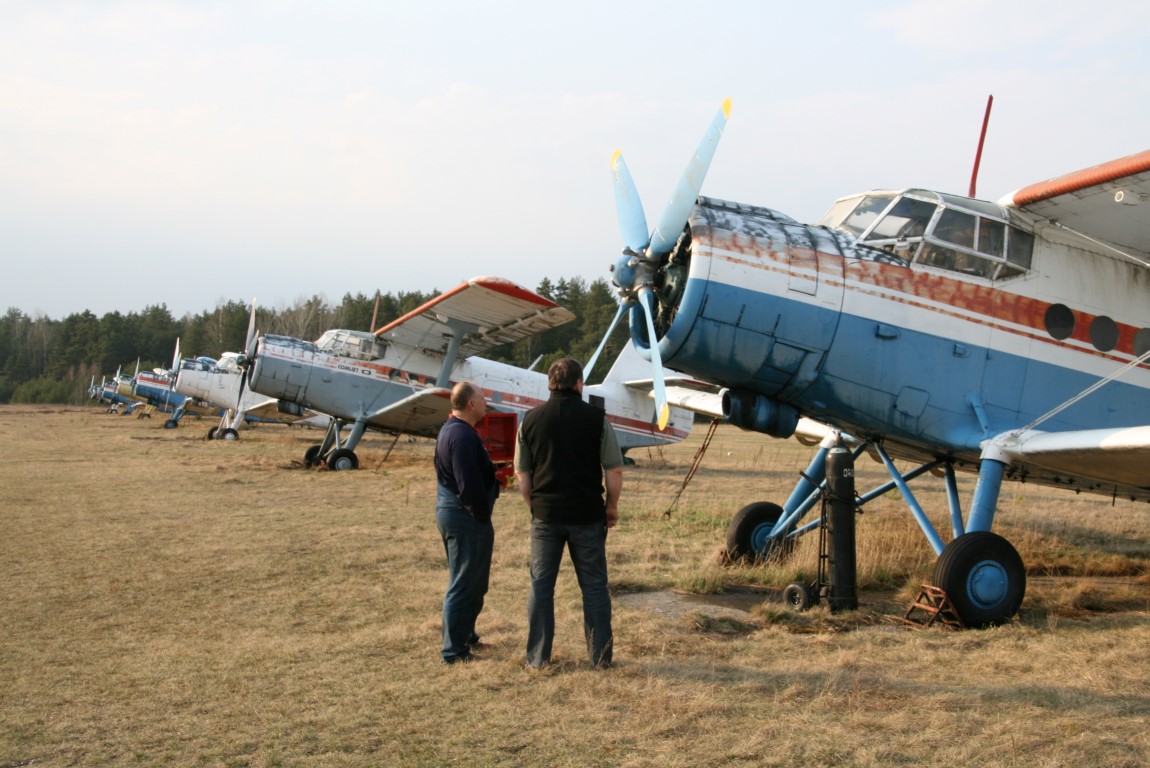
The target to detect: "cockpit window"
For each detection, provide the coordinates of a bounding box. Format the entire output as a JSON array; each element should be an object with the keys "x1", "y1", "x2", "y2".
[
  {"x1": 863, "y1": 196, "x2": 937, "y2": 241},
  {"x1": 838, "y1": 194, "x2": 895, "y2": 237},
  {"x1": 825, "y1": 190, "x2": 1035, "y2": 280},
  {"x1": 316, "y1": 329, "x2": 386, "y2": 360}
]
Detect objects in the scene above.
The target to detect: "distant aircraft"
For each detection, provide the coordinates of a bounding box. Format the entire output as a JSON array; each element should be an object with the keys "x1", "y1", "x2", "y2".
[
  {"x1": 89, "y1": 372, "x2": 140, "y2": 413},
  {"x1": 242, "y1": 276, "x2": 694, "y2": 470},
  {"x1": 602, "y1": 98, "x2": 1150, "y2": 626},
  {"x1": 113, "y1": 345, "x2": 224, "y2": 428},
  {"x1": 174, "y1": 352, "x2": 327, "y2": 439},
  {"x1": 172, "y1": 303, "x2": 327, "y2": 439}
]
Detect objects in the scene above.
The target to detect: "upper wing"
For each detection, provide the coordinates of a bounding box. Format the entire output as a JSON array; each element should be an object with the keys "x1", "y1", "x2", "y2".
[
  {"x1": 990, "y1": 426, "x2": 1150, "y2": 501},
  {"x1": 1002, "y1": 149, "x2": 1150, "y2": 263},
  {"x1": 365, "y1": 387, "x2": 454, "y2": 436},
  {"x1": 374, "y1": 276, "x2": 575, "y2": 359}
]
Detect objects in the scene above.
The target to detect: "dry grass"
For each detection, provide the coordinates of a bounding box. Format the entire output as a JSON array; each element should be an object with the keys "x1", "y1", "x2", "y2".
[{"x1": 1, "y1": 406, "x2": 1147, "y2": 767}]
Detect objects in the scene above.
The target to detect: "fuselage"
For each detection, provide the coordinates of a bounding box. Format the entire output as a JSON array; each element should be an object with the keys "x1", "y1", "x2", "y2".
[
  {"x1": 246, "y1": 331, "x2": 692, "y2": 450},
  {"x1": 635, "y1": 194, "x2": 1150, "y2": 465}
]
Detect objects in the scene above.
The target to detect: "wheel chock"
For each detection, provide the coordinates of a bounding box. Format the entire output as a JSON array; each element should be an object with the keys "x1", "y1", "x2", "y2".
[{"x1": 904, "y1": 585, "x2": 966, "y2": 630}]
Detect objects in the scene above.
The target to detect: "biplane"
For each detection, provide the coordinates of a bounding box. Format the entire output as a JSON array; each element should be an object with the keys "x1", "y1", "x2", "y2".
[{"x1": 604, "y1": 98, "x2": 1150, "y2": 626}]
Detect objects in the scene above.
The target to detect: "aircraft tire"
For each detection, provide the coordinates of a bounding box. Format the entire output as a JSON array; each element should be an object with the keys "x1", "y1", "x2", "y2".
[
  {"x1": 207, "y1": 427, "x2": 218, "y2": 440},
  {"x1": 932, "y1": 531, "x2": 1025, "y2": 628},
  {"x1": 304, "y1": 444, "x2": 324, "y2": 468},
  {"x1": 725, "y1": 501, "x2": 794, "y2": 563},
  {"x1": 783, "y1": 582, "x2": 814, "y2": 611},
  {"x1": 327, "y1": 448, "x2": 359, "y2": 471},
  {"x1": 220, "y1": 428, "x2": 239, "y2": 441},
  {"x1": 164, "y1": 419, "x2": 179, "y2": 429}
]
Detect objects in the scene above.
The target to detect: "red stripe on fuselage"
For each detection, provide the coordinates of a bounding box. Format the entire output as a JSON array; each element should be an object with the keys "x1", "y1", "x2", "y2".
[{"x1": 704, "y1": 234, "x2": 1147, "y2": 365}]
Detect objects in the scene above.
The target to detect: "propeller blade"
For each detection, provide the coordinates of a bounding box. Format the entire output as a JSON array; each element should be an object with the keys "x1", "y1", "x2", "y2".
[
  {"x1": 648, "y1": 97, "x2": 731, "y2": 254},
  {"x1": 583, "y1": 302, "x2": 627, "y2": 383},
  {"x1": 638, "y1": 288, "x2": 670, "y2": 431},
  {"x1": 611, "y1": 150, "x2": 649, "y2": 252},
  {"x1": 171, "y1": 337, "x2": 181, "y2": 373},
  {"x1": 244, "y1": 299, "x2": 257, "y2": 352}
]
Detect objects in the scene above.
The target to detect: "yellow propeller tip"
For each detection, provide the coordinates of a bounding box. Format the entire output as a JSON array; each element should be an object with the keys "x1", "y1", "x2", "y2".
[
  {"x1": 657, "y1": 404, "x2": 670, "y2": 431},
  {"x1": 721, "y1": 97, "x2": 732, "y2": 118},
  {"x1": 611, "y1": 149, "x2": 622, "y2": 167}
]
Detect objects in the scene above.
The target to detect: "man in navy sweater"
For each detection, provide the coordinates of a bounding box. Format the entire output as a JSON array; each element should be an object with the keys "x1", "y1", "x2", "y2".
[{"x1": 433, "y1": 381, "x2": 499, "y2": 664}]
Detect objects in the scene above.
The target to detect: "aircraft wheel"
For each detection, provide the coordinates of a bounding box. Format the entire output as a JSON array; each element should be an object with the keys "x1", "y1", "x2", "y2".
[
  {"x1": 725, "y1": 501, "x2": 794, "y2": 563},
  {"x1": 783, "y1": 582, "x2": 814, "y2": 611},
  {"x1": 164, "y1": 419, "x2": 179, "y2": 429},
  {"x1": 207, "y1": 427, "x2": 218, "y2": 440},
  {"x1": 220, "y1": 428, "x2": 239, "y2": 441},
  {"x1": 327, "y1": 448, "x2": 359, "y2": 471},
  {"x1": 932, "y1": 531, "x2": 1025, "y2": 628},
  {"x1": 304, "y1": 445, "x2": 324, "y2": 468}
]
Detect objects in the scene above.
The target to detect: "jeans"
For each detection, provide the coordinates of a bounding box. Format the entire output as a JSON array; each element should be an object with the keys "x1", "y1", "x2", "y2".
[
  {"x1": 526, "y1": 518, "x2": 612, "y2": 669},
  {"x1": 436, "y1": 484, "x2": 494, "y2": 663}
]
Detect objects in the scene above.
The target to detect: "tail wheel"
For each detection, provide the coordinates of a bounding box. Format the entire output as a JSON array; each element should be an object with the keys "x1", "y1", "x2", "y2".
[
  {"x1": 932, "y1": 531, "x2": 1025, "y2": 627},
  {"x1": 327, "y1": 448, "x2": 359, "y2": 471},
  {"x1": 725, "y1": 501, "x2": 794, "y2": 563}
]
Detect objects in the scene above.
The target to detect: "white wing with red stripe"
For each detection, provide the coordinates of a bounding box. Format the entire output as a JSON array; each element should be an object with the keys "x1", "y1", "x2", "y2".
[
  {"x1": 374, "y1": 276, "x2": 575, "y2": 358},
  {"x1": 1002, "y1": 149, "x2": 1150, "y2": 263}
]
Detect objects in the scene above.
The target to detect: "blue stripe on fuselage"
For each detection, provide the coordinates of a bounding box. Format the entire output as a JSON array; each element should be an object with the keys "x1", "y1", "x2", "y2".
[{"x1": 654, "y1": 278, "x2": 1150, "y2": 454}]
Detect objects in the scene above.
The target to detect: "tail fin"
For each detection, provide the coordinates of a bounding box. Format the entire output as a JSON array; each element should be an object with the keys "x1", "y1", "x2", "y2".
[{"x1": 602, "y1": 341, "x2": 656, "y2": 384}]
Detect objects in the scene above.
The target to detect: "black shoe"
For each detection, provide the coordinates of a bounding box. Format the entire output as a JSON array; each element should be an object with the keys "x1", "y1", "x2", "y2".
[
  {"x1": 467, "y1": 632, "x2": 484, "y2": 649},
  {"x1": 441, "y1": 652, "x2": 481, "y2": 665}
]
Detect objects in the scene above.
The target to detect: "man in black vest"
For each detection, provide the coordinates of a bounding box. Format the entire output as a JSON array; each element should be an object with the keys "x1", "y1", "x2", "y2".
[
  {"x1": 434, "y1": 381, "x2": 499, "y2": 664},
  {"x1": 515, "y1": 358, "x2": 624, "y2": 670}
]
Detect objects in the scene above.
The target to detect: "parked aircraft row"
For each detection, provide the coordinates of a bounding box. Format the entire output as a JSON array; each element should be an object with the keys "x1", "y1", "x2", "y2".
[{"x1": 88, "y1": 97, "x2": 1148, "y2": 630}]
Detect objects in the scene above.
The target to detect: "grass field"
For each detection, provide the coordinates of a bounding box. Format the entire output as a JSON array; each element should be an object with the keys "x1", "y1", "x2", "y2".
[{"x1": 2, "y1": 405, "x2": 1148, "y2": 767}]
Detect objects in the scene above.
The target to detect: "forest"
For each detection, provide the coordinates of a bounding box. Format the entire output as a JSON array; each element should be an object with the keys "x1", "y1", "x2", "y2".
[{"x1": 0, "y1": 276, "x2": 631, "y2": 404}]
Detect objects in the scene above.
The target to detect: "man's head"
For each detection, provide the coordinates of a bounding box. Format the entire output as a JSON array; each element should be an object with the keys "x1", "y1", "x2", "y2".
[
  {"x1": 450, "y1": 381, "x2": 486, "y2": 426},
  {"x1": 547, "y1": 358, "x2": 584, "y2": 392}
]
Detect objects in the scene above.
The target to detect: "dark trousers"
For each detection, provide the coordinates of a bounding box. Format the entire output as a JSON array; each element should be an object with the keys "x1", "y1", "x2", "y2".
[
  {"x1": 436, "y1": 485, "x2": 494, "y2": 663},
  {"x1": 526, "y1": 518, "x2": 612, "y2": 669}
]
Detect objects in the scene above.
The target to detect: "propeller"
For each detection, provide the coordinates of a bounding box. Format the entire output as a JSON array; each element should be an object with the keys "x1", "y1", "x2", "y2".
[
  {"x1": 234, "y1": 299, "x2": 258, "y2": 414},
  {"x1": 606, "y1": 98, "x2": 732, "y2": 430}
]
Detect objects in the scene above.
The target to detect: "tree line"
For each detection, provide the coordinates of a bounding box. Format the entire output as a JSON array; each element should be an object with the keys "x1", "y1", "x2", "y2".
[{"x1": 0, "y1": 276, "x2": 632, "y2": 404}]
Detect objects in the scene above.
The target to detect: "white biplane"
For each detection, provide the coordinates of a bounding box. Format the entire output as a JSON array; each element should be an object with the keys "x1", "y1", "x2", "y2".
[{"x1": 242, "y1": 276, "x2": 694, "y2": 470}]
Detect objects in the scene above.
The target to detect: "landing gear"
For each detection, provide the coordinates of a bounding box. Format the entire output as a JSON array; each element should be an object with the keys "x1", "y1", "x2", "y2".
[
  {"x1": 164, "y1": 418, "x2": 179, "y2": 429},
  {"x1": 725, "y1": 501, "x2": 793, "y2": 563},
  {"x1": 207, "y1": 426, "x2": 218, "y2": 440},
  {"x1": 300, "y1": 417, "x2": 368, "y2": 470},
  {"x1": 304, "y1": 444, "x2": 324, "y2": 467},
  {"x1": 326, "y1": 448, "x2": 359, "y2": 471},
  {"x1": 725, "y1": 434, "x2": 1026, "y2": 628},
  {"x1": 218, "y1": 428, "x2": 239, "y2": 441},
  {"x1": 932, "y1": 531, "x2": 1025, "y2": 628}
]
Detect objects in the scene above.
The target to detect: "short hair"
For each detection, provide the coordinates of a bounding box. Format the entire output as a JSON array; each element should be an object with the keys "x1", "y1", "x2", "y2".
[
  {"x1": 547, "y1": 358, "x2": 583, "y2": 391},
  {"x1": 451, "y1": 381, "x2": 478, "y2": 411}
]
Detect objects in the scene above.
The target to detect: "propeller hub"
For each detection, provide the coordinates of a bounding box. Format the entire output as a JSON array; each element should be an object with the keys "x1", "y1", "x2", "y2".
[{"x1": 611, "y1": 252, "x2": 639, "y2": 293}]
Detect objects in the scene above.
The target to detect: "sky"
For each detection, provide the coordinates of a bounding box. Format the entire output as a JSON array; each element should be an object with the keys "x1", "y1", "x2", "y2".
[{"x1": 3, "y1": 0, "x2": 1149, "y2": 320}]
